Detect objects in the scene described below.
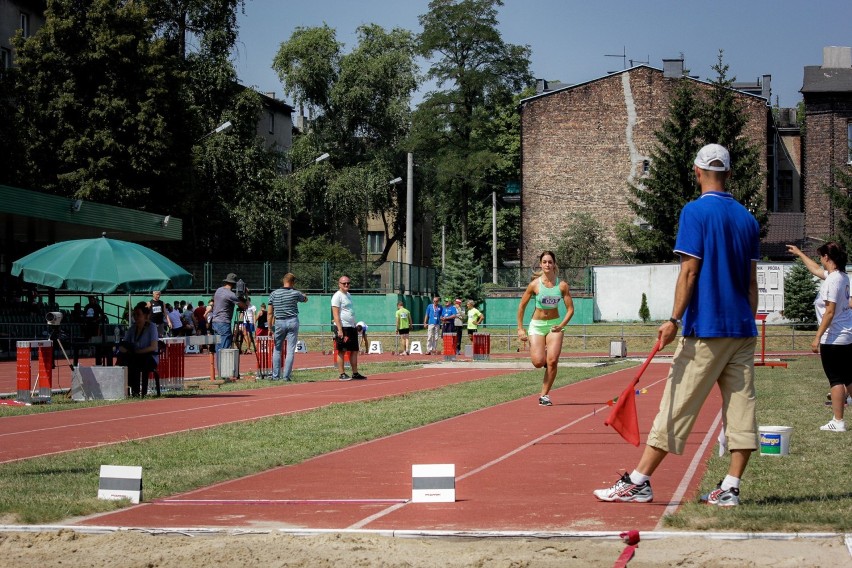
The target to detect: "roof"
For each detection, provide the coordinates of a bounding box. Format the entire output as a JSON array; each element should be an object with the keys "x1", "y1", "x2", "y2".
[
  {"x1": 761, "y1": 212, "x2": 805, "y2": 258},
  {"x1": 520, "y1": 64, "x2": 769, "y2": 106},
  {"x1": 801, "y1": 65, "x2": 852, "y2": 93},
  {"x1": 0, "y1": 184, "x2": 182, "y2": 243}
]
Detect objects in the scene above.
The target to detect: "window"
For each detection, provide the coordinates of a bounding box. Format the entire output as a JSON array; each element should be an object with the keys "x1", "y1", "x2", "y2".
[
  {"x1": 642, "y1": 159, "x2": 650, "y2": 175},
  {"x1": 20, "y1": 13, "x2": 30, "y2": 38},
  {"x1": 847, "y1": 122, "x2": 851, "y2": 164},
  {"x1": 0, "y1": 48, "x2": 10, "y2": 70},
  {"x1": 268, "y1": 111, "x2": 274, "y2": 135},
  {"x1": 367, "y1": 231, "x2": 385, "y2": 255}
]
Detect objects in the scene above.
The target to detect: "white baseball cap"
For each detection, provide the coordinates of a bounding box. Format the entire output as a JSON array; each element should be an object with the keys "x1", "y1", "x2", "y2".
[{"x1": 694, "y1": 144, "x2": 730, "y2": 172}]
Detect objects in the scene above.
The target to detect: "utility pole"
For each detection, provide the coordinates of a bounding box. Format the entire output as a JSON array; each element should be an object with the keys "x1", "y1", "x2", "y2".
[{"x1": 405, "y1": 152, "x2": 414, "y2": 266}]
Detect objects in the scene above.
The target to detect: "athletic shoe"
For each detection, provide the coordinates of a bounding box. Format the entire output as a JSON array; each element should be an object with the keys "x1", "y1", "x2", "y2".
[
  {"x1": 351, "y1": 372, "x2": 367, "y2": 380},
  {"x1": 539, "y1": 395, "x2": 553, "y2": 406},
  {"x1": 593, "y1": 473, "x2": 653, "y2": 503},
  {"x1": 700, "y1": 482, "x2": 740, "y2": 507},
  {"x1": 339, "y1": 373, "x2": 351, "y2": 381},
  {"x1": 820, "y1": 419, "x2": 846, "y2": 432}
]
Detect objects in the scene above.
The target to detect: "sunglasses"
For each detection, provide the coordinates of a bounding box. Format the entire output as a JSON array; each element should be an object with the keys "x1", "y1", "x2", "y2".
[{"x1": 339, "y1": 281, "x2": 351, "y2": 285}]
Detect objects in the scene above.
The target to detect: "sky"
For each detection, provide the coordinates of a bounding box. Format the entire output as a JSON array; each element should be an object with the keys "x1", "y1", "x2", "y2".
[{"x1": 231, "y1": 0, "x2": 852, "y2": 110}]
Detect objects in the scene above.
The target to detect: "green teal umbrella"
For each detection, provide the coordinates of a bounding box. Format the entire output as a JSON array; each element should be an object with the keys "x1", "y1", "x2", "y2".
[{"x1": 11, "y1": 236, "x2": 193, "y2": 293}]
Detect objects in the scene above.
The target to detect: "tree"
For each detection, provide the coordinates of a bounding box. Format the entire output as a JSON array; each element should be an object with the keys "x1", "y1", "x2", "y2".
[
  {"x1": 619, "y1": 80, "x2": 700, "y2": 262},
  {"x1": 413, "y1": 0, "x2": 532, "y2": 244},
  {"x1": 824, "y1": 166, "x2": 852, "y2": 251},
  {"x1": 783, "y1": 259, "x2": 818, "y2": 328},
  {"x1": 695, "y1": 51, "x2": 768, "y2": 235},
  {"x1": 273, "y1": 24, "x2": 418, "y2": 261},
  {"x1": 554, "y1": 213, "x2": 611, "y2": 269},
  {"x1": 11, "y1": 0, "x2": 177, "y2": 206},
  {"x1": 439, "y1": 243, "x2": 483, "y2": 304},
  {"x1": 638, "y1": 293, "x2": 650, "y2": 323}
]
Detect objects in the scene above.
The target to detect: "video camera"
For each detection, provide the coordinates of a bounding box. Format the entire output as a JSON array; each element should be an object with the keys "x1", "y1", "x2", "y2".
[
  {"x1": 45, "y1": 311, "x2": 63, "y2": 325},
  {"x1": 235, "y1": 279, "x2": 249, "y2": 303}
]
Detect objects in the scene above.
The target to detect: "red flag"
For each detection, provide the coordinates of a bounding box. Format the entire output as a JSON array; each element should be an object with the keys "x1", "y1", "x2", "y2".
[{"x1": 605, "y1": 342, "x2": 661, "y2": 446}]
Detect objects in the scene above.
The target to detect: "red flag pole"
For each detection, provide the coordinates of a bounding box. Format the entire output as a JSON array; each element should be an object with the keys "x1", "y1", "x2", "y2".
[{"x1": 604, "y1": 341, "x2": 662, "y2": 446}]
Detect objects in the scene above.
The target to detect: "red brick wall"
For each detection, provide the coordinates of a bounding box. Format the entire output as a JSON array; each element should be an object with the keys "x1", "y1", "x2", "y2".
[
  {"x1": 520, "y1": 67, "x2": 769, "y2": 265},
  {"x1": 803, "y1": 95, "x2": 852, "y2": 240}
]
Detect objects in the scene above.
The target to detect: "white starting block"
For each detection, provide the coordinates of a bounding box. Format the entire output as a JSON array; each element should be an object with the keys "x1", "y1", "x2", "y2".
[
  {"x1": 295, "y1": 340, "x2": 308, "y2": 353},
  {"x1": 368, "y1": 341, "x2": 383, "y2": 354},
  {"x1": 412, "y1": 463, "x2": 455, "y2": 503},
  {"x1": 409, "y1": 341, "x2": 423, "y2": 355},
  {"x1": 98, "y1": 465, "x2": 143, "y2": 504}
]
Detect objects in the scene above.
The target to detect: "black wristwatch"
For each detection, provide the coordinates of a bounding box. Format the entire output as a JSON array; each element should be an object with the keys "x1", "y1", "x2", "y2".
[{"x1": 669, "y1": 317, "x2": 680, "y2": 326}]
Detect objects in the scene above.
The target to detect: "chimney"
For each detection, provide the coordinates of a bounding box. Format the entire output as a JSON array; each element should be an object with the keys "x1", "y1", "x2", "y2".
[
  {"x1": 822, "y1": 46, "x2": 852, "y2": 69},
  {"x1": 535, "y1": 78, "x2": 547, "y2": 94},
  {"x1": 662, "y1": 58, "x2": 684, "y2": 79},
  {"x1": 761, "y1": 75, "x2": 771, "y2": 100}
]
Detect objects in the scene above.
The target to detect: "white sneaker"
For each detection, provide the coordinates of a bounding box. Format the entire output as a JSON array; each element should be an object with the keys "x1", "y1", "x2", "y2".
[{"x1": 820, "y1": 419, "x2": 846, "y2": 432}]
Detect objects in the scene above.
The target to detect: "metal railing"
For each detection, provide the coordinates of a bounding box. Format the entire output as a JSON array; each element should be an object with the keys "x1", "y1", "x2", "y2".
[{"x1": 177, "y1": 260, "x2": 439, "y2": 295}]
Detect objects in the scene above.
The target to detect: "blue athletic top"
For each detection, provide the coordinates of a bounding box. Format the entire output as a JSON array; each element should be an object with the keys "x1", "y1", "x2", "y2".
[{"x1": 673, "y1": 191, "x2": 759, "y2": 338}]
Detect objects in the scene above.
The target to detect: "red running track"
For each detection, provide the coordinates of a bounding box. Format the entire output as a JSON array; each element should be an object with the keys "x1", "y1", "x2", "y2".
[
  {"x1": 0, "y1": 367, "x2": 515, "y2": 463},
  {"x1": 78, "y1": 362, "x2": 724, "y2": 532}
]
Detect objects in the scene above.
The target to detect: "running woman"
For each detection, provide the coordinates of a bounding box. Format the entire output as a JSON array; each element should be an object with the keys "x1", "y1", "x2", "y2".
[{"x1": 517, "y1": 250, "x2": 575, "y2": 406}]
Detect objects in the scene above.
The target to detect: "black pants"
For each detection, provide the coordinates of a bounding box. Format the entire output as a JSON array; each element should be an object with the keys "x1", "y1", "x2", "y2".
[
  {"x1": 455, "y1": 326, "x2": 464, "y2": 354},
  {"x1": 124, "y1": 353, "x2": 157, "y2": 397}
]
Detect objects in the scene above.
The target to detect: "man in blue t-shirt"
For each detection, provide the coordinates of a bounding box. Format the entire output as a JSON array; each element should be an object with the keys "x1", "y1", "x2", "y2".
[
  {"x1": 423, "y1": 296, "x2": 443, "y2": 354},
  {"x1": 595, "y1": 144, "x2": 759, "y2": 508}
]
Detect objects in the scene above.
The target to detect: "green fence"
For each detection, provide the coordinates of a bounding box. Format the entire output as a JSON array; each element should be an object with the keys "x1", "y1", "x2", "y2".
[{"x1": 177, "y1": 261, "x2": 439, "y2": 296}]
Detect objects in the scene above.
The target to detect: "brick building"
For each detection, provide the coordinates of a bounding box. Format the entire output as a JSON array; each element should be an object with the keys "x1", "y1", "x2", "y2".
[
  {"x1": 519, "y1": 60, "x2": 773, "y2": 265},
  {"x1": 801, "y1": 46, "x2": 852, "y2": 243}
]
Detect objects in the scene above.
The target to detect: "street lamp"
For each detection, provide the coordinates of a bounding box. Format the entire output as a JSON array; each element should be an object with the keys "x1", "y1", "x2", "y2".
[{"x1": 197, "y1": 120, "x2": 233, "y2": 142}]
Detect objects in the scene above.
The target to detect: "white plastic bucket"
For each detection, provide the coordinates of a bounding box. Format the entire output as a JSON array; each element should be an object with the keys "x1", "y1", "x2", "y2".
[{"x1": 759, "y1": 426, "x2": 793, "y2": 456}]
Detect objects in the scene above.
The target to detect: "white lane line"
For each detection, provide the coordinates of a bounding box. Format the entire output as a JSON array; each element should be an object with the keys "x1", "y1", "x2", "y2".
[
  {"x1": 348, "y1": 365, "x2": 671, "y2": 529},
  {"x1": 656, "y1": 410, "x2": 723, "y2": 528},
  {"x1": 0, "y1": 368, "x2": 488, "y2": 438}
]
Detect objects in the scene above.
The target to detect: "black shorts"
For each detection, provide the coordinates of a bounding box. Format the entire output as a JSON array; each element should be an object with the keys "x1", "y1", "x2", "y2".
[
  {"x1": 819, "y1": 343, "x2": 852, "y2": 387},
  {"x1": 398, "y1": 328, "x2": 410, "y2": 335},
  {"x1": 335, "y1": 327, "x2": 359, "y2": 352}
]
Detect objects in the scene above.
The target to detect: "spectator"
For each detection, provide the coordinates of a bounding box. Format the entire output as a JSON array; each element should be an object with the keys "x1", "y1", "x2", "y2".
[
  {"x1": 256, "y1": 303, "x2": 269, "y2": 337},
  {"x1": 331, "y1": 275, "x2": 366, "y2": 381},
  {"x1": 268, "y1": 273, "x2": 308, "y2": 381},
  {"x1": 423, "y1": 296, "x2": 443, "y2": 355},
  {"x1": 594, "y1": 144, "x2": 760, "y2": 507},
  {"x1": 395, "y1": 301, "x2": 412, "y2": 355},
  {"x1": 181, "y1": 301, "x2": 195, "y2": 335},
  {"x1": 193, "y1": 301, "x2": 207, "y2": 335},
  {"x1": 165, "y1": 303, "x2": 184, "y2": 336},
  {"x1": 440, "y1": 298, "x2": 457, "y2": 353},
  {"x1": 453, "y1": 299, "x2": 465, "y2": 355},
  {"x1": 240, "y1": 298, "x2": 257, "y2": 354},
  {"x1": 118, "y1": 302, "x2": 159, "y2": 397},
  {"x1": 147, "y1": 290, "x2": 166, "y2": 337}
]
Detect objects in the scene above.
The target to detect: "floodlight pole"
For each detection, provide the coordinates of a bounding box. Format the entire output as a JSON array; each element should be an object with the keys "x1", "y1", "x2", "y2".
[
  {"x1": 492, "y1": 191, "x2": 498, "y2": 284},
  {"x1": 288, "y1": 152, "x2": 329, "y2": 268},
  {"x1": 405, "y1": 153, "x2": 413, "y2": 266}
]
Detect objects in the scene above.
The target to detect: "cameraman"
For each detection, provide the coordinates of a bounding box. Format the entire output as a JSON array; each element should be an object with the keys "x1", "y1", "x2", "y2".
[{"x1": 211, "y1": 273, "x2": 247, "y2": 372}]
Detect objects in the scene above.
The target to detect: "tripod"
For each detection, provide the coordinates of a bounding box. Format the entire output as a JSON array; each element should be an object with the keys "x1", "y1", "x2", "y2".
[{"x1": 47, "y1": 324, "x2": 75, "y2": 397}]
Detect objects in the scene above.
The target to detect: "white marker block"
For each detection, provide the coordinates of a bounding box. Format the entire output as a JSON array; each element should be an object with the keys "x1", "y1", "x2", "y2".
[
  {"x1": 98, "y1": 465, "x2": 143, "y2": 504},
  {"x1": 295, "y1": 340, "x2": 308, "y2": 353},
  {"x1": 409, "y1": 341, "x2": 423, "y2": 354},
  {"x1": 368, "y1": 341, "x2": 383, "y2": 354},
  {"x1": 185, "y1": 344, "x2": 200, "y2": 354},
  {"x1": 412, "y1": 463, "x2": 455, "y2": 503}
]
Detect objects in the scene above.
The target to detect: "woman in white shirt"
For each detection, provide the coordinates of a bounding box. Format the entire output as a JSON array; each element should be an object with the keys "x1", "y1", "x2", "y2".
[{"x1": 788, "y1": 243, "x2": 852, "y2": 432}]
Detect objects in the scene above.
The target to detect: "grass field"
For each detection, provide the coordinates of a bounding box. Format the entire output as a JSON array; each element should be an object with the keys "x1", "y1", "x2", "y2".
[{"x1": 1, "y1": 355, "x2": 849, "y2": 533}]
